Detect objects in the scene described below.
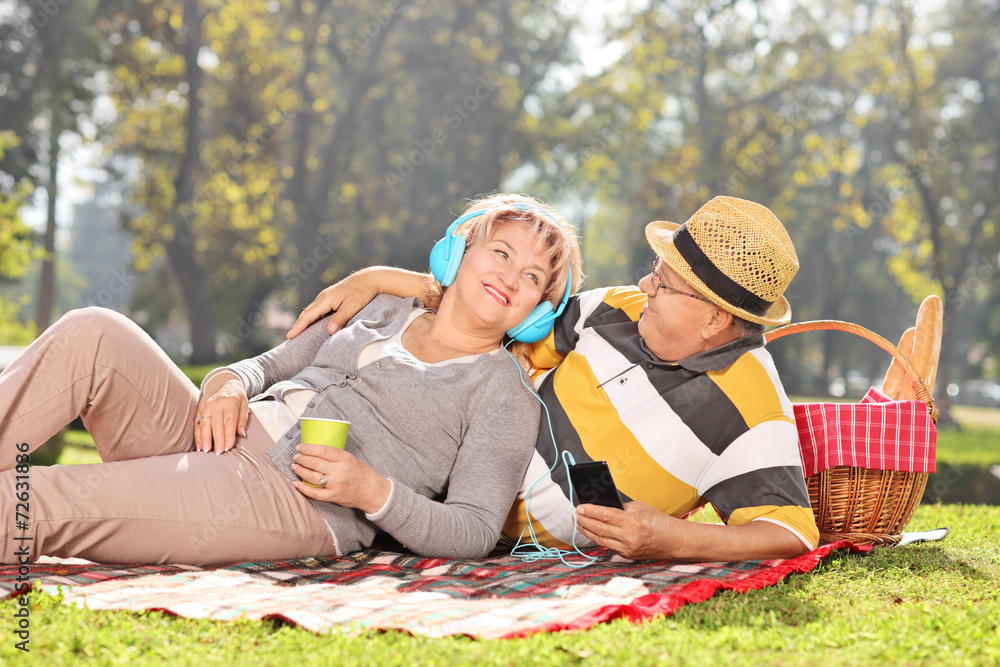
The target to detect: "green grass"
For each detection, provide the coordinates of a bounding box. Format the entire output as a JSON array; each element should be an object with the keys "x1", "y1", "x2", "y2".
[
  {"x1": 5, "y1": 411, "x2": 998, "y2": 665},
  {"x1": 950, "y1": 405, "x2": 1000, "y2": 431},
  {"x1": 2, "y1": 503, "x2": 996, "y2": 665},
  {"x1": 936, "y1": 427, "x2": 1000, "y2": 468}
]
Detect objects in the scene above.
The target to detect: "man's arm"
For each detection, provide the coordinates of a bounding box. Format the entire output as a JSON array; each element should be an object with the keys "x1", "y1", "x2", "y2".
[
  {"x1": 575, "y1": 501, "x2": 811, "y2": 561},
  {"x1": 287, "y1": 267, "x2": 437, "y2": 338}
]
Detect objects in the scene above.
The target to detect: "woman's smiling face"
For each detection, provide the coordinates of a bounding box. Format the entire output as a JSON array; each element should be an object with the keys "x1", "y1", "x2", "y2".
[{"x1": 448, "y1": 221, "x2": 552, "y2": 334}]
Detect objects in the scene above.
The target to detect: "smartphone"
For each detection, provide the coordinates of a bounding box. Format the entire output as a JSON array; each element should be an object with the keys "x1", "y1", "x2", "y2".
[{"x1": 568, "y1": 460, "x2": 624, "y2": 509}]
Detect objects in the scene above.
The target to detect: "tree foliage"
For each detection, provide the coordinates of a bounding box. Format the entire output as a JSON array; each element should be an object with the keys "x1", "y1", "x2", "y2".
[
  {"x1": 97, "y1": 0, "x2": 576, "y2": 361},
  {"x1": 0, "y1": 0, "x2": 102, "y2": 330},
  {"x1": 2, "y1": 0, "x2": 998, "y2": 395},
  {"x1": 0, "y1": 132, "x2": 39, "y2": 344},
  {"x1": 520, "y1": 0, "x2": 1000, "y2": 396}
]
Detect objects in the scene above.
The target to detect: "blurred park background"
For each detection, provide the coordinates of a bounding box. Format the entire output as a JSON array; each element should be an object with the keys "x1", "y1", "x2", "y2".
[{"x1": 1, "y1": 0, "x2": 998, "y2": 414}]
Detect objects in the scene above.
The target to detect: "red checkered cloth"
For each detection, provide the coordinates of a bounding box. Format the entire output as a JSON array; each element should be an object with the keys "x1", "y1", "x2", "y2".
[
  {"x1": 1, "y1": 542, "x2": 868, "y2": 639},
  {"x1": 793, "y1": 387, "x2": 936, "y2": 477}
]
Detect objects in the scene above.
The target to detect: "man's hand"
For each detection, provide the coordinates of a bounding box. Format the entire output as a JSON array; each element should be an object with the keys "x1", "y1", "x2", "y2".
[
  {"x1": 576, "y1": 501, "x2": 811, "y2": 562},
  {"x1": 287, "y1": 266, "x2": 439, "y2": 339},
  {"x1": 290, "y1": 443, "x2": 392, "y2": 514},
  {"x1": 287, "y1": 269, "x2": 382, "y2": 339},
  {"x1": 195, "y1": 371, "x2": 249, "y2": 454},
  {"x1": 576, "y1": 501, "x2": 680, "y2": 560}
]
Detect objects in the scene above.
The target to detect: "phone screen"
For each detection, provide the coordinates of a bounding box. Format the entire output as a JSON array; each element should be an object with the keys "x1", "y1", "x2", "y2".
[{"x1": 568, "y1": 460, "x2": 624, "y2": 509}]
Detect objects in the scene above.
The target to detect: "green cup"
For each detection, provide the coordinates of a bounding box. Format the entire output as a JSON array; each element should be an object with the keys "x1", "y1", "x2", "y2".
[
  {"x1": 300, "y1": 417, "x2": 350, "y2": 449},
  {"x1": 299, "y1": 418, "x2": 350, "y2": 488}
]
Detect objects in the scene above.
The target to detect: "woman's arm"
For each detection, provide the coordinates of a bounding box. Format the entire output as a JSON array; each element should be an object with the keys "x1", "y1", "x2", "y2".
[
  {"x1": 293, "y1": 392, "x2": 539, "y2": 558},
  {"x1": 288, "y1": 389, "x2": 540, "y2": 558},
  {"x1": 196, "y1": 317, "x2": 334, "y2": 453},
  {"x1": 377, "y1": 390, "x2": 540, "y2": 558},
  {"x1": 288, "y1": 267, "x2": 437, "y2": 339},
  {"x1": 373, "y1": 391, "x2": 541, "y2": 558},
  {"x1": 213, "y1": 315, "x2": 333, "y2": 397}
]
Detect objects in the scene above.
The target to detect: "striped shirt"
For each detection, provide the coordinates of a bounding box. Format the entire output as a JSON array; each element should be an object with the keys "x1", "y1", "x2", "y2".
[{"x1": 501, "y1": 286, "x2": 819, "y2": 551}]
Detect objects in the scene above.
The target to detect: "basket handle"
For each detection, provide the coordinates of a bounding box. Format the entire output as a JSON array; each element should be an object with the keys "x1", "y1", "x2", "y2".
[{"x1": 765, "y1": 320, "x2": 938, "y2": 423}]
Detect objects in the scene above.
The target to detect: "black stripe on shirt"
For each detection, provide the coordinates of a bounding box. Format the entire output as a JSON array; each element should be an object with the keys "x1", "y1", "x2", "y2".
[
  {"x1": 583, "y1": 298, "x2": 638, "y2": 328},
  {"x1": 533, "y1": 371, "x2": 634, "y2": 505},
  {"x1": 553, "y1": 295, "x2": 585, "y2": 355},
  {"x1": 651, "y1": 371, "x2": 751, "y2": 456},
  {"x1": 702, "y1": 465, "x2": 813, "y2": 522}
]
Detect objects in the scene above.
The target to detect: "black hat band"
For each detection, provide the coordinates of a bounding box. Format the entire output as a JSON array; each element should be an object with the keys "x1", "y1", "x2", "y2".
[{"x1": 672, "y1": 225, "x2": 773, "y2": 317}]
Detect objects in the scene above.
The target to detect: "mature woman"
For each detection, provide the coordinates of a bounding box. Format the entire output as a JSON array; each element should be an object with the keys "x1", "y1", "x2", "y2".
[{"x1": 0, "y1": 193, "x2": 583, "y2": 566}]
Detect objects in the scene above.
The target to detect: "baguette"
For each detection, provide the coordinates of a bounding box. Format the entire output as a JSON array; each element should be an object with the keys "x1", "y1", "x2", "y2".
[
  {"x1": 910, "y1": 294, "x2": 943, "y2": 399},
  {"x1": 882, "y1": 327, "x2": 915, "y2": 400}
]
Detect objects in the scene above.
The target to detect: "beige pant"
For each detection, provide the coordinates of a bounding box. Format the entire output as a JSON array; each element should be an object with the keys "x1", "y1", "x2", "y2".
[{"x1": 0, "y1": 307, "x2": 337, "y2": 566}]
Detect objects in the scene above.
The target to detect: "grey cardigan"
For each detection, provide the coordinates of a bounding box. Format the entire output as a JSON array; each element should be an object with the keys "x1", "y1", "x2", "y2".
[{"x1": 213, "y1": 295, "x2": 540, "y2": 558}]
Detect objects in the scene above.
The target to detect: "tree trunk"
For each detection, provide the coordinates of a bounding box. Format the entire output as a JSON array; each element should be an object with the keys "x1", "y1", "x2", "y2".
[
  {"x1": 295, "y1": 82, "x2": 383, "y2": 308},
  {"x1": 934, "y1": 297, "x2": 959, "y2": 429},
  {"x1": 165, "y1": 0, "x2": 217, "y2": 364},
  {"x1": 36, "y1": 124, "x2": 60, "y2": 331}
]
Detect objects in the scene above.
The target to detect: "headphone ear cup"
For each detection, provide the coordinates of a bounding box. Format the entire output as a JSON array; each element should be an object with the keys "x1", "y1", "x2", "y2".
[
  {"x1": 507, "y1": 302, "x2": 557, "y2": 343},
  {"x1": 428, "y1": 233, "x2": 466, "y2": 287}
]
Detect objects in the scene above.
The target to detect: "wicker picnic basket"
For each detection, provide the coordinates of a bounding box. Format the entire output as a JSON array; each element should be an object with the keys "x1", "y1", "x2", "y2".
[{"x1": 765, "y1": 320, "x2": 938, "y2": 546}]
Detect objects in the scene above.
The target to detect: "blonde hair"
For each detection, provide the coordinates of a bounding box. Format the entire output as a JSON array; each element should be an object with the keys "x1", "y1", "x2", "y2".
[{"x1": 432, "y1": 192, "x2": 584, "y2": 362}]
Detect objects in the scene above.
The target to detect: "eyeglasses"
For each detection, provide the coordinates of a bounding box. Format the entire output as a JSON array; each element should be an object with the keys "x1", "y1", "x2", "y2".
[{"x1": 649, "y1": 260, "x2": 711, "y2": 303}]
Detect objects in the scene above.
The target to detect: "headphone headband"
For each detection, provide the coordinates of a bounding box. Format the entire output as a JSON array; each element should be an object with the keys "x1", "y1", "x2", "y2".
[
  {"x1": 442, "y1": 202, "x2": 558, "y2": 241},
  {"x1": 428, "y1": 201, "x2": 574, "y2": 343}
]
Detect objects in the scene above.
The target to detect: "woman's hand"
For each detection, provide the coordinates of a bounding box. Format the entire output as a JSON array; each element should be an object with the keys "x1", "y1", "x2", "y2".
[
  {"x1": 195, "y1": 371, "x2": 249, "y2": 454},
  {"x1": 291, "y1": 443, "x2": 392, "y2": 514}
]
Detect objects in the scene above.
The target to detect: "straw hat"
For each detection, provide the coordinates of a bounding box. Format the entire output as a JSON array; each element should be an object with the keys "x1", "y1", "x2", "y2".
[{"x1": 644, "y1": 196, "x2": 798, "y2": 326}]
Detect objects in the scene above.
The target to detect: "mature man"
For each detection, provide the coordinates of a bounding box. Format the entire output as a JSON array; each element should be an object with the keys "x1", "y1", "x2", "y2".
[{"x1": 289, "y1": 196, "x2": 819, "y2": 560}]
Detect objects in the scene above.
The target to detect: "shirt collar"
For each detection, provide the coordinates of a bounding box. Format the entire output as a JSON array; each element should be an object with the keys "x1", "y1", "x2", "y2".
[{"x1": 640, "y1": 334, "x2": 765, "y2": 372}]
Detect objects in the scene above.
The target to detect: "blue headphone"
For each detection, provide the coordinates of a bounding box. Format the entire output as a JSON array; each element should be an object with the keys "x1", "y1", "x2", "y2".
[{"x1": 429, "y1": 203, "x2": 573, "y2": 343}]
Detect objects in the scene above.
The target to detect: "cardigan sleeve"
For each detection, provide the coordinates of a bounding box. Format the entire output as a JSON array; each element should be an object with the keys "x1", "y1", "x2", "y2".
[
  {"x1": 201, "y1": 315, "x2": 333, "y2": 398},
  {"x1": 367, "y1": 389, "x2": 541, "y2": 558}
]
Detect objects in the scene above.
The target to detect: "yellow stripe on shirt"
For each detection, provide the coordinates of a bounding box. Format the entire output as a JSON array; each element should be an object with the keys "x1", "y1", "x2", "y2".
[
  {"x1": 553, "y1": 353, "x2": 702, "y2": 516},
  {"x1": 527, "y1": 328, "x2": 565, "y2": 373},
  {"x1": 502, "y1": 499, "x2": 573, "y2": 550},
  {"x1": 706, "y1": 352, "x2": 794, "y2": 429},
  {"x1": 527, "y1": 287, "x2": 645, "y2": 373},
  {"x1": 600, "y1": 287, "x2": 647, "y2": 321},
  {"x1": 730, "y1": 504, "x2": 820, "y2": 549}
]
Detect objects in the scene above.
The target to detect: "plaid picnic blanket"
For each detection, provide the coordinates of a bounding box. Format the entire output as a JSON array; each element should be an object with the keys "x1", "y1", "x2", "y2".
[
  {"x1": 793, "y1": 387, "x2": 937, "y2": 477},
  {"x1": 1, "y1": 542, "x2": 866, "y2": 639}
]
